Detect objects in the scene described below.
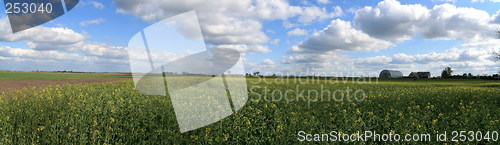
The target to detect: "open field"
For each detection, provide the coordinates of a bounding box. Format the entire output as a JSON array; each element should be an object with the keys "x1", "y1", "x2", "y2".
[
  {"x1": 0, "y1": 71, "x2": 131, "y2": 80},
  {"x1": 0, "y1": 71, "x2": 131, "y2": 92},
  {"x1": 0, "y1": 78, "x2": 131, "y2": 92},
  {"x1": 0, "y1": 77, "x2": 498, "y2": 144}
]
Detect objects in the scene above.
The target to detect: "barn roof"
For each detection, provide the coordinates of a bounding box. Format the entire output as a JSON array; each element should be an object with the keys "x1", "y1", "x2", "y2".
[{"x1": 379, "y1": 70, "x2": 403, "y2": 78}]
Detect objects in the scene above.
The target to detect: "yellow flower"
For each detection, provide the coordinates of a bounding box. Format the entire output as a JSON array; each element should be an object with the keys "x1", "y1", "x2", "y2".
[
  {"x1": 93, "y1": 130, "x2": 101, "y2": 135},
  {"x1": 354, "y1": 119, "x2": 362, "y2": 124},
  {"x1": 111, "y1": 107, "x2": 117, "y2": 114},
  {"x1": 109, "y1": 117, "x2": 115, "y2": 123},
  {"x1": 37, "y1": 126, "x2": 45, "y2": 131},
  {"x1": 223, "y1": 133, "x2": 230, "y2": 141},
  {"x1": 277, "y1": 125, "x2": 284, "y2": 131},
  {"x1": 190, "y1": 135, "x2": 199, "y2": 140}
]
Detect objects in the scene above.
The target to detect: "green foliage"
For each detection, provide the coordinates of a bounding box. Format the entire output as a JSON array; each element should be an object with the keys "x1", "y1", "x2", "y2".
[
  {"x1": 0, "y1": 78, "x2": 498, "y2": 144},
  {"x1": 441, "y1": 67, "x2": 453, "y2": 78}
]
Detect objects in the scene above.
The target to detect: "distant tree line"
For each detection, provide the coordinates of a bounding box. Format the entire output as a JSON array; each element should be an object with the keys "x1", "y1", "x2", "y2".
[{"x1": 440, "y1": 67, "x2": 499, "y2": 80}]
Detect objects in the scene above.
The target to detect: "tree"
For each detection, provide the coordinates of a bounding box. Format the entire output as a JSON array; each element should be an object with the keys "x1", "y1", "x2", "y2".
[
  {"x1": 441, "y1": 71, "x2": 447, "y2": 78},
  {"x1": 441, "y1": 67, "x2": 453, "y2": 78},
  {"x1": 253, "y1": 71, "x2": 260, "y2": 76}
]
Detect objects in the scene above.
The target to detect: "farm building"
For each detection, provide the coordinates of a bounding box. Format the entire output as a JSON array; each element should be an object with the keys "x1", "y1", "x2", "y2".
[
  {"x1": 379, "y1": 70, "x2": 403, "y2": 78},
  {"x1": 408, "y1": 72, "x2": 431, "y2": 78}
]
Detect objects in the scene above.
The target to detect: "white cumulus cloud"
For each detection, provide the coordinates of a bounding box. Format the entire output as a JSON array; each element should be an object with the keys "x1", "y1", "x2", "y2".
[
  {"x1": 354, "y1": 0, "x2": 499, "y2": 42},
  {"x1": 287, "y1": 28, "x2": 308, "y2": 36},
  {"x1": 290, "y1": 19, "x2": 392, "y2": 54},
  {"x1": 113, "y1": 0, "x2": 342, "y2": 54},
  {"x1": 79, "y1": 18, "x2": 105, "y2": 27}
]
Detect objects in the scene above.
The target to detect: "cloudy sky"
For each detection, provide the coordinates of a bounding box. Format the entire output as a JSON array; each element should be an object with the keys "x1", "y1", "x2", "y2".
[{"x1": 0, "y1": 0, "x2": 499, "y2": 77}]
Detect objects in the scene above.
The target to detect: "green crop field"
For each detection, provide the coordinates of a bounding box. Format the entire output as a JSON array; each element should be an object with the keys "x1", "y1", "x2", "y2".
[
  {"x1": 0, "y1": 71, "x2": 131, "y2": 80},
  {"x1": 0, "y1": 77, "x2": 498, "y2": 144}
]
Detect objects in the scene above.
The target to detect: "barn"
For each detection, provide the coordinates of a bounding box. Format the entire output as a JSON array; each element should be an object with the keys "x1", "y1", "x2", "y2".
[
  {"x1": 409, "y1": 72, "x2": 431, "y2": 78},
  {"x1": 409, "y1": 72, "x2": 418, "y2": 78},
  {"x1": 379, "y1": 70, "x2": 403, "y2": 78}
]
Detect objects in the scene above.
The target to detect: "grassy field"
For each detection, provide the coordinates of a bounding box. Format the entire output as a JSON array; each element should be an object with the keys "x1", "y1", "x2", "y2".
[
  {"x1": 0, "y1": 71, "x2": 131, "y2": 80},
  {"x1": 0, "y1": 77, "x2": 498, "y2": 144}
]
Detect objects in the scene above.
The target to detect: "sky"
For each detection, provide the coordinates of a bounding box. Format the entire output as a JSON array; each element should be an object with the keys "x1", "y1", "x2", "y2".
[{"x1": 0, "y1": 0, "x2": 499, "y2": 77}]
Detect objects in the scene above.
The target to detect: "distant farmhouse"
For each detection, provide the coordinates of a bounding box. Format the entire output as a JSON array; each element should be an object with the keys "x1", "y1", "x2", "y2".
[
  {"x1": 379, "y1": 70, "x2": 403, "y2": 78},
  {"x1": 408, "y1": 72, "x2": 431, "y2": 78}
]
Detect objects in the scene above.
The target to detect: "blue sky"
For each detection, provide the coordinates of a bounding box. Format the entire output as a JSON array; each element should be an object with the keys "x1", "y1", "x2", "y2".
[{"x1": 0, "y1": 0, "x2": 499, "y2": 77}]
